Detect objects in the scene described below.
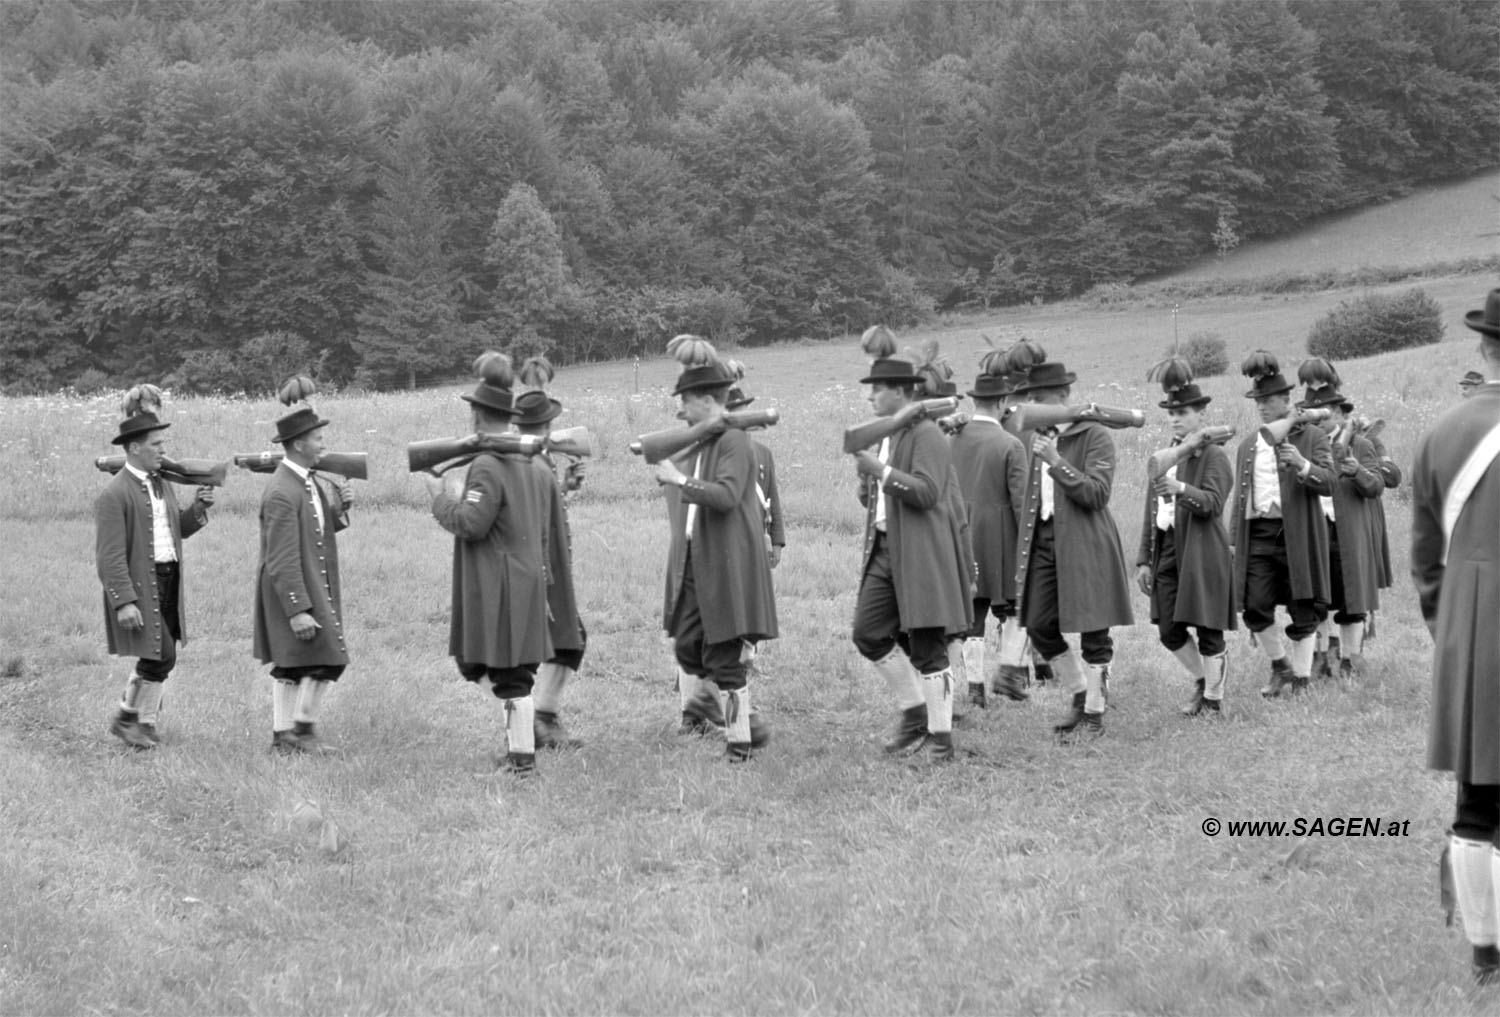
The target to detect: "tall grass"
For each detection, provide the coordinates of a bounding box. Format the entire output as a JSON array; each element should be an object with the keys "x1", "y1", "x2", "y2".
[{"x1": 1, "y1": 279, "x2": 1493, "y2": 1015}]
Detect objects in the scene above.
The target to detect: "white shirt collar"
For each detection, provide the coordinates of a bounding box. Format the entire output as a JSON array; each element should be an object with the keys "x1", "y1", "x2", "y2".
[
  {"x1": 123, "y1": 462, "x2": 150, "y2": 483},
  {"x1": 970, "y1": 414, "x2": 1000, "y2": 426},
  {"x1": 280, "y1": 457, "x2": 311, "y2": 481}
]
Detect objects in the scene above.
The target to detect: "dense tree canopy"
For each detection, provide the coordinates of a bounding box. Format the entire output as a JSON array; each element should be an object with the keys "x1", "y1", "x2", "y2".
[{"x1": 1, "y1": 0, "x2": 1495, "y2": 391}]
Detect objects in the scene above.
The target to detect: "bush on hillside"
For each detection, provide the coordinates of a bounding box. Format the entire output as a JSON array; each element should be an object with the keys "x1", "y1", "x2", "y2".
[
  {"x1": 1306, "y1": 288, "x2": 1444, "y2": 359},
  {"x1": 1176, "y1": 331, "x2": 1229, "y2": 377}
]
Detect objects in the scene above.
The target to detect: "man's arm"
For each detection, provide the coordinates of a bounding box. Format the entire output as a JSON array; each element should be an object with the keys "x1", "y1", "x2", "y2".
[
  {"x1": 95, "y1": 487, "x2": 137, "y2": 609},
  {"x1": 433, "y1": 457, "x2": 504, "y2": 541}
]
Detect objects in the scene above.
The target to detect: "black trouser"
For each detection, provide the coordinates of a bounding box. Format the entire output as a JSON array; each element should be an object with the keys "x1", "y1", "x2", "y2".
[
  {"x1": 1153, "y1": 528, "x2": 1226, "y2": 656},
  {"x1": 547, "y1": 618, "x2": 587, "y2": 672},
  {"x1": 1326, "y1": 522, "x2": 1365, "y2": 626},
  {"x1": 456, "y1": 659, "x2": 535, "y2": 700},
  {"x1": 1454, "y1": 782, "x2": 1500, "y2": 848},
  {"x1": 272, "y1": 664, "x2": 346, "y2": 683},
  {"x1": 672, "y1": 549, "x2": 748, "y2": 691},
  {"x1": 1241, "y1": 519, "x2": 1325, "y2": 639},
  {"x1": 965, "y1": 596, "x2": 1015, "y2": 640},
  {"x1": 1023, "y1": 521, "x2": 1112, "y2": 665},
  {"x1": 136, "y1": 562, "x2": 181, "y2": 682},
  {"x1": 852, "y1": 533, "x2": 949, "y2": 672}
]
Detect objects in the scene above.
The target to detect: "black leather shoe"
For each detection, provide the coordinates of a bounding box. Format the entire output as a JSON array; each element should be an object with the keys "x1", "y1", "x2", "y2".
[
  {"x1": 914, "y1": 731, "x2": 955, "y2": 763},
  {"x1": 1052, "y1": 691, "x2": 1087, "y2": 734},
  {"x1": 678, "y1": 711, "x2": 721, "y2": 736},
  {"x1": 1031, "y1": 660, "x2": 1054, "y2": 687},
  {"x1": 535, "y1": 710, "x2": 583, "y2": 749},
  {"x1": 502, "y1": 752, "x2": 536, "y2": 777},
  {"x1": 883, "y1": 704, "x2": 928, "y2": 754},
  {"x1": 992, "y1": 665, "x2": 1031, "y2": 702},
  {"x1": 748, "y1": 712, "x2": 771, "y2": 748},
  {"x1": 271, "y1": 730, "x2": 303, "y2": 755},
  {"x1": 292, "y1": 721, "x2": 337, "y2": 755},
  {"x1": 1473, "y1": 944, "x2": 1499, "y2": 985},
  {"x1": 1181, "y1": 678, "x2": 1206, "y2": 717},
  {"x1": 110, "y1": 712, "x2": 155, "y2": 750},
  {"x1": 137, "y1": 722, "x2": 161, "y2": 745},
  {"x1": 726, "y1": 741, "x2": 753, "y2": 763},
  {"x1": 967, "y1": 682, "x2": 987, "y2": 708},
  {"x1": 1260, "y1": 658, "x2": 1296, "y2": 698},
  {"x1": 1338, "y1": 657, "x2": 1355, "y2": 685}
]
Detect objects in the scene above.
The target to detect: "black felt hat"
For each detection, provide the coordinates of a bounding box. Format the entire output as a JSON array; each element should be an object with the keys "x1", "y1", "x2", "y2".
[
  {"x1": 273, "y1": 406, "x2": 329, "y2": 444},
  {"x1": 1008, "y1": 361, "x2": 1076, "y2": 394},
  {"x1": 1298, "y1": 385, "x2": 1347, "y2": 410},
  {"x1": 672, "y1": 361, "x2": 736, "y2": 396},
  {"x1": 1243, "y1": 372, "x2": 1295, "y2": 399},
  {"x1": 859, "y1": 358, "x2": 921, "y2": 385},
  {"x1": 1159, "y1": 384, "x2": 1212, "y2": 410},
  {"x1": 1464, "y1": 288, "x2": 1500, "y2": 338},
  {"x1": 967, "y1": 372, "x2": 1010, "y2": 400},
  {"x1": 111, "y1": 413, "x2": 170, "y2": 446},
  {"x1": 725, "y1": 386, "x2": 755, "y2": 410},
  {"x1": 511, "y1": 390, "x2": 562, "y2": 427},
  {"x1": 462, "y1": 381, "x2": 515, "y2": 415}
]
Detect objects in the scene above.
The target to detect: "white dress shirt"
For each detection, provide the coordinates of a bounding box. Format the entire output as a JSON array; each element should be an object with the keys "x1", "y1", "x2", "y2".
[
  {"x1": 1156, "y1": 464, "x2": 1178, "y2": 531},
  {"x1": 280, "y1": 458, "x2": 325, "y2": 535},
  {"x1": 1248, "y1": 433, "x2": 1282, "y2": 519},
  {"x1": 124, "y1": 462, "x2": 176, "y2": 562},
  {"x1": 684, "y1": 452, "x2": 702, "y2": 540},
  {"x1": 874, "y1": 437, "x2": 891, "y2": 532}
]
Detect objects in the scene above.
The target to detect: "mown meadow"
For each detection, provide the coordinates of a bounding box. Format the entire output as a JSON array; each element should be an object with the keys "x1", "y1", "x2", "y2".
[{"x1": 1, "y1": 271, "x2": 1495, "y2": 1015}]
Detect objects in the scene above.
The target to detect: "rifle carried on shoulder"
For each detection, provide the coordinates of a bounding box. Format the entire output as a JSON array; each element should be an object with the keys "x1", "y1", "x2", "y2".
[
  {"x1": 842, "y1": 397, "x2": 957, "y2": 454},
  {"x1": 1147, "y1": 425, "x2": 1237, "y2": 480},
  {"x1": 631, "y1": 408, "x2": 779, "y2": 464},
  {"x1": 94, "y1": 455, "x2": 229, "y2": 487},
  {"x1": 234, "y1": 451, "x2": 369, "y2": 480},
  {"x1": 1256, "y1": 407, "x2": 1331, "y2": 447},
  {"x1": 406, "y1": 428, "x2": 591, "y2": 475},
  {"x1": 1011, "y1": 402, "x2": 1145, "y2": 433}
]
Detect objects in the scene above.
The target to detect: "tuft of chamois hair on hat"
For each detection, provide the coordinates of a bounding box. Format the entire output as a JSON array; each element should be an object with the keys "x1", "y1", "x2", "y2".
[
  {"x1": 1147, "y1": 356, "x2": 1194, "y2": 392},
  {"x1": 860, "y1": 325, "x2": 898, "y2": 359},
  {"x1": 473, "y1": 350, "x2": 515, "y2": 388},
  {"x1": 1240, "y1": 349, "x2": 1280, "y2": 382},
  {"x1": 667, "y1": 334, "x2": 719, "y2": 367},
  {"x1": 278, "y1": 375, "x2": 317, "y2": 407},
  {"x1": 518, "y1": 356, "x2": 554, "y2": 393},
  {"x1": 120, "y1": 383, "x2": 163, "y2": 419},
  {"x1": 1297, "y1": 356, "x2": 1340, "y2": 391}
]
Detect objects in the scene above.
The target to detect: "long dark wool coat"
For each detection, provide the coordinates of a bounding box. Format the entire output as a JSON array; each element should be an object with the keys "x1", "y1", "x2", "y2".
[
  {"x1": 1413, "y1": 385, "x2": 1500, "y2": 784},
  {"x1": 434, "y1": 451, "x2": 567, "y2": 669},
  {"x1": 661, "y1": 427, "x2": 778, "y2": 645},
  {"x1": 950, "y1": 417, "x2": 1028, "y2": 604},
  {"x1": 96, "y1": 468, "x2": 208, "y2": 657},
  {"x1": 1326, "y1": 431, "x2": 1385, "y2": 614},
  {"x1": 1014, "y1": 421, "x2": 1134, "y2": 632},
  {"x1": 1136, "y1": 440, "x2": 1238, "y2": 632},
  {"x1": 253, "y1": 465, "x2": 349, "y2": 668},
  {"x1": 857, "y1": 418, "x2": 973, "y2": 634},
  {"x1": 1229, "y1": 423, "x2": 1335, "y2": 605}
]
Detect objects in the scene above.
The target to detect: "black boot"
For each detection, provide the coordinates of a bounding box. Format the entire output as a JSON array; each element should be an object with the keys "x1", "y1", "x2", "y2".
[
  {"x1": 914, "y1": 730, "x2": 954, "y2": 763},
  {"x1": 1052, "y1": 691, "x2": 1086, "y2": 734},
  {"x1": 1260, "y1": 658, "x2": 1296, "y2": 698},
  {"x1": 968, "y1": 682, "x2": 987, "y2": 709},
  {"x1": 991, "y1": 664, "x2": 1031, "y2": 702},
  {"x1": 1031, "y1": 660, "x2": 1054, "y2": 687},
  {"x1": 1181, "y1": 678, "x2": 1206, "y2": 717},
  {"x1": 535, "y1": 710, "x2": 583, "y2": 749},
  {"x1": 883, "y1": 704, "x2": 928, "y2": 755},
  {"x1": 1473, "y1": 944, "x2": 1499, "y2": 985}
]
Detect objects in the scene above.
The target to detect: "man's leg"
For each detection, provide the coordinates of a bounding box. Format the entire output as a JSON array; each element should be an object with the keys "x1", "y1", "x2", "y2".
[
  {"x1": 1451, "y1": 782, "x2": 1500, "y2": 983},
  {"x1": 1245, "y1": 523, "x2": 1295, "y2": 697},
  {"x1": 854, "y1": 537, "x2": 926, "y2": 754},
  {"x1": 536, "y1": 620, "x2": 585, "y2": 749},
  {"x1": 703, "y1": 639, "x2": 754, "y2": 762},
  {"x1": 909, "y1": 628, "x2": 954, "y2": 761},
  {"x1": 1196, "y1": 628, "x2": 1228, "y2": 714}
]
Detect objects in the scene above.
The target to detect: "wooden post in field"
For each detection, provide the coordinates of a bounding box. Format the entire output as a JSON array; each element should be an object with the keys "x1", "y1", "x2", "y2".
[{"x1": 634, "y1": 356, "x2": 640, "y2": 395}]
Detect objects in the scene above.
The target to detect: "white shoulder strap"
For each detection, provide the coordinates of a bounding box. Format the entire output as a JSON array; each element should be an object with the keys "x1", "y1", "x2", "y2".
[{"x1": 1443, "y1": 416, "x2": 1500, "y2": 564}]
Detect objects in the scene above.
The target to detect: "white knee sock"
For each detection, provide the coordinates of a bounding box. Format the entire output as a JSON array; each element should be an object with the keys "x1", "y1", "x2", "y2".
[
  {"x1": 922, "y1": 669, "x2": 953, "y2": 734},
  {"x1": 1288, "y1": 636, "x2": 1316, "y2": 679},
  {"x1": 1256, "y1": 627, "x2": 1285, "y2": 662},
  {"x1": 677, "y1": 669, "x2": 697, "y2": 713},
  {"x1": 272, "y1": 680, "x2": 299, "y2": 732},
  {"x1": 504, "y1": 696, "x2": 535, "y2": 755},
  {"x1": 1451, "y1": 836, "x2": 1498, "y2": 946},
  {"x1": 1203, "y1": 652, "x2": 1228, "y2": 702},
  {"x1": 119, "y1": 673, "x2": 143, "y2": 715},
  {"x1": 963, "y1": 637, "x2": 986, "y2": 686},
  {"x1": 294, "y1": 678, "x2": 328, "y2": 725},
  {"x1": 998, "y1": 618, "x2": 1027, "y2": 667},
  {"x1": 722, "y1": 686, "x2": 751, "y2": 745},
  {"x1": 1170, "y1": 643, "x2": 1205, "y2": 679},
  {"x1": 533, "y1": 662, "x2": 569, "y2": 714},
  {"x1": 872, "y1": 647, "x2": 924, "y2": 710},
  {"x1": 1051, "y1": 649, "x2": 1087, "y2": 695},
  {"x1": 948, "y1": 638, "x2": 968, "y2": 690},
  {"x1": 1315, "y1": 619, "x2": 1332, "y2": 654},
  {"x1": 1083, "y1": 663, "x2": 1107, "y2": 714},
  {"x1": 135, "y1": 680, "x2": 164, "y2": 725},
  {"x1": 1338, "y1": 623, "x2": 1364, "y2": 658}
]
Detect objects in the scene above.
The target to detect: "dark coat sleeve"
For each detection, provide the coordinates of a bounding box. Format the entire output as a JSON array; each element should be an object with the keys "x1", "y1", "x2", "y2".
[
  {"x1": 1176, "y1": 447, "x2": 1231, "y2": 519},
  {"x1": 1344, "y1": 435, "x2": 1384, "y2": 499},
  {"x1": 882, "y1": 423, "x2": 946, "y2": 509},
  {"x1": 434, "y1": 457, "x2": 504, "y2": 542},
  {"x1": 1296, "y1": 425, "x2": 1336, "y2": 495},
  {"x1": 762, "y1": 448, "x2": 785, "y2": 547},
  {"x1": 1051, "y1": 425, "x2": 1113, "y2": 511},
  {"x1": 262, "y1": 486, "x2": 313, "y2": 618},
  {"x1": 680, "y1": 429, "x2": 752, "y2": 514},
  {"x1": 95, "y1": 486, "x2": 136, "y2": 609},
  {"x1": 1409, "y1": 435, "x2": 1444, "y2": 628}
]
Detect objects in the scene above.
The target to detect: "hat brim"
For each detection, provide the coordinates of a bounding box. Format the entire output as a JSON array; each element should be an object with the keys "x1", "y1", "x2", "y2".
[
  {"x1": 275, "y1": 416, "x2": 330, "y2": 444},
  {"x1": 513, "y1": 398, "x2": 563, "y2": 427},
  {"x1": 672, "y1": 378, "x2": 734, "y2": 396},
  {"x1": 1244, "y1": 382, "x2": 1294, "y2": 398},
  {"x1": 1158, "y1": 395, "x2": 1212, "y2": 409},
  {"x1": 461, "y1": 393, "x2": 514, "y2": 415},
  {"x1": 726, "y1": 394, "x2": 755, "y2": 410},
  {"x1": 1464, "y1": 309, "x2": 1500, "y2": 337},
  {"x1": 1009, "y1": 372, "x2": 1076, "y2": 394},
  {"x1": 111, "y1": 421, "x2": 171, "y2": 445}
]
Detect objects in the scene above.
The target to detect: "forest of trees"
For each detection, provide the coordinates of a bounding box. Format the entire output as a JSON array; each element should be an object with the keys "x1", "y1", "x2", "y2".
[{"x1": 2, "y1": 0, "x2": 1496, "y2": 392}]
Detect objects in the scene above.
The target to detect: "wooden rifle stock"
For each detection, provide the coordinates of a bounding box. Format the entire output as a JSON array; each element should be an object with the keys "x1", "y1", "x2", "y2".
[
  {"x1": 234, "y1": 451, "x2": 369, "y2": 480},
  {"x1": 1256, "y1": 408, "x2": 1331, "y2": 447},
  {"x1": 1147, "y1": 425, "x2": 1237, "y2": 480},
  {"x1": 631, "y1": 408, "x2": 779, "y2": 463},
  {"x1": 543, "y1": 426, "x2": 593, "y2": 460},
  {"x1": 842, "y1": 397, "x2": 958, "y2": 454},
  {"x1": 405, "y1": 433, "x2": 546, "y2": 474},
  {"x1": 94, "y1": 455, "x2": 229, "y2": 487},
  {"x1": 1013, "y1": 402, "x2": 1146, "y2": 433}
]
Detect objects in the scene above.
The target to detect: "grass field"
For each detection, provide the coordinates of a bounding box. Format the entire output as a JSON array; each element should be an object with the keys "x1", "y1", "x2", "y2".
[{"x1": 3, "y1": 261, "x2": 1498, "y2": 1013}]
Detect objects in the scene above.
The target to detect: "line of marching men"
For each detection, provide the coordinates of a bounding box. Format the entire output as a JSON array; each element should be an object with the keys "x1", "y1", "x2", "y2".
[{"x1": 89, "y1": 314, "x2": 1467, "y2": 776}]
